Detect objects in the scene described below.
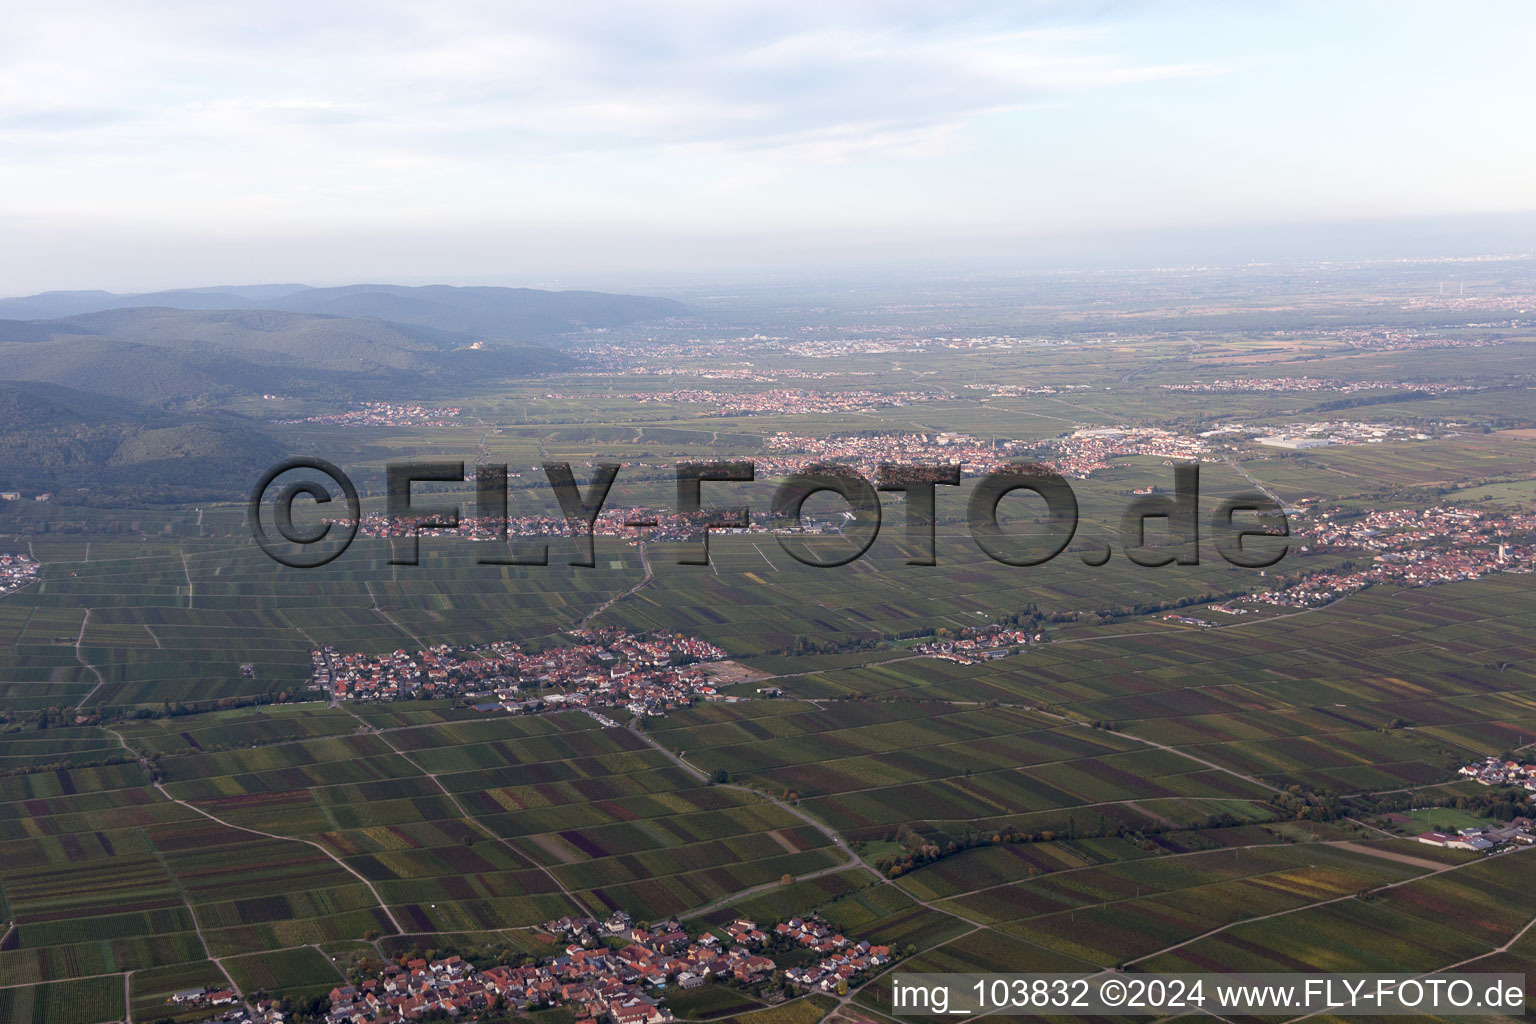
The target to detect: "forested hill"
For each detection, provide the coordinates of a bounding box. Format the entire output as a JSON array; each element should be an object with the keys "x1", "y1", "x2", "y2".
[
  {"x1": 0, "y1": 282, "x2": 688, "y2": 343},
  {"x1": 0, "y1": 382, "x2": 281, "y2": 503},
  {"x1": 0, "y1": 307, "x2": 572, "y2": 405}
]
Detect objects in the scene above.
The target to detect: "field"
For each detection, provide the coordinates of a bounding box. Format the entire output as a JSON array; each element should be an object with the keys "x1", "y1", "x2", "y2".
[{"x1": 1408, "y1": 807, "x2": 1496, "y2": 832}]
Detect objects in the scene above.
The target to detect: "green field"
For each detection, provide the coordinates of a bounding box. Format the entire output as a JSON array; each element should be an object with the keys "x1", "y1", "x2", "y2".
[{"x1": 1407, "y1": 807, "x2": 1496, "y2": 832}]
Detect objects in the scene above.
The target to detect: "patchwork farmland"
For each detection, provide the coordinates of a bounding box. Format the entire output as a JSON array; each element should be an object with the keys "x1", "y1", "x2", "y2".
[
  {"x1": 5, "y1": 268, "x2": 1536, "y2": 1021},
  {"x1": 1, "y1": 574, "x2": 1534, "y2": 1019}
]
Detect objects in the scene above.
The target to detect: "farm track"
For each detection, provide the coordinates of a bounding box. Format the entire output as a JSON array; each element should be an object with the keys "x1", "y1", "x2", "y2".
[
  {"x1": 0, "y1": 969, "x2": 130, "y2": 993},
  {"x1": 74, "y1": 608, "x2": 108, "y2": 709},
  {"x1": 1224, "y1": 452, "x2": 1286, "y2": 507},
  {"x1": 367, "y1": 580, "x2": 430, "y2": 648},
  {"x1": 101, "y1": 725, "x2": 408, "y2": 941},
  {"x1": 795, "y1": 690, "x2": 1283, "y2": 797},
  {"x1": 145, "y1": 839, "x2": 253, "y2": 1018},
  {"x1": 578, "y1": 540, "x2": 654, "y2": 628},
  {"x1": 180, "y1": 551, "x2": 194, "y2": 608},
  {"x1": 277, "y1": 608, "x2": 321, "y2": 648},
  {"x1": 1328, "y1": 839, "x2": 1447, "y2": 871}
]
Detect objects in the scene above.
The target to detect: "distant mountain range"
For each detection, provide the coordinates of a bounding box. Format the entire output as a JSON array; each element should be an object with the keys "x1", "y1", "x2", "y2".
[
  {"x1": 0, "y1": 283, "x2": 688, "y2": 342},
  {"x1": 0, "y1": 283, "x2": 687, "y2": 406}
]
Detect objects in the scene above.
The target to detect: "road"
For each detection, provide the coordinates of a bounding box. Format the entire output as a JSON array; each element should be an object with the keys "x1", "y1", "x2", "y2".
[
  {"x1": 578, "y1": 540, "x2": 653, "y2": 629},
  {"x1": 1224, "y1": 452, "x2": 1286, "y2": 507}
]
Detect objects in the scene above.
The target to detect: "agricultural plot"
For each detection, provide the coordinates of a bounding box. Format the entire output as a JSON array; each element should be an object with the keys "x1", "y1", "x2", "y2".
[
  {"x1": 222, "y1": 945, "x2": 344, "y2": 998},
  {"x1": 0, "y1": 702, "x2": 868, "y2": 1003},
  {"x1": 0, "y1": 450, "x2": 1341, "y2": 716},
  {"x1": 1141, "y1": 849, "x2": 1536, "y2": 974},
  {"x1": 116, "y1": 703, "x2": 360, "y2": 755},
  {"x1": 950, "y1": 842, "x2": 1426, "y2": 966},
  {"x1": 721, "y1": 576, "x2": 1536, "y2": 800},
  {"x1": 649, "y1": 701, "x2": 1270, "y2": 837},
  {"x1": 0, "y1": 976, "x2": 125, "y2": 1024},
  {"x1": 712, "y1": 994, "x2": 839, "y2": 1024},
  {"x1": 819, "y1": 892, "x2": 971, "y2": 954}
]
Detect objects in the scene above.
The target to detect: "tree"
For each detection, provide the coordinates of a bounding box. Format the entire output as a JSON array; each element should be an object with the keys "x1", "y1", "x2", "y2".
[{"x1": 710, "y1": 768, "x2": 730, "y2": 785}]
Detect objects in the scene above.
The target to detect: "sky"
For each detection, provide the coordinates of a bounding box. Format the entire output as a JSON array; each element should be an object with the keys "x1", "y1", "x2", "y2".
[{"x1": 3, "y1": 0, "x2": 1535, "y2": 293}]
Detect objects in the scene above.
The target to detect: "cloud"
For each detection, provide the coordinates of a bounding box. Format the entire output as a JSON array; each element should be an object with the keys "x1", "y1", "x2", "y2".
[
  {"x1": 12, "y1": 0, "x2": 1528, "y2": 294},
  {"x1": 0, "y1": 1, "x2": 1218, "y2": 186}
]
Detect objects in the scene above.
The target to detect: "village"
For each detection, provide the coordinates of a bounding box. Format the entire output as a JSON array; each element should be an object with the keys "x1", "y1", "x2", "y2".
[
  {"x1": 574, "y1": 387, "x2": 943, "y2": 417},
  {"x1": 351, "y1": 509, "x2": 783, "y2": 545},
  {"x1": 169, "y1": 912, "x2": 892, "y2": 1024},
  {"x1": 311, "y1": 628, "x2": 731, "y2": 714},
  {"x1": 1162, "y1": 376, "x2": 1471, "y2": 396},
  {"x1": 0, "y1": 551, "x2": 40, "y2": 597},
  {"x1": 1244, "y1": 505, "x2": 1536, "y2": 610},
  {"x1": 758, "y1": 425, "x2": 1213, "y2": 482},
  {"x1": 1039, "y1": 427, "x2": 1210, "y2": 479},
  {"x1": 1405, "y1": 761, "x2": 1536, "y2": 852},
  {"x1": 278, "y1": 402, "x2": 462, "y2": 427},
  {"x1": 341, "y1": 426, "x2": 1231, "y2": 555},
  {"x1": 965, "y1": 382, "x2": 1093, "y2": 398},
  {"x1": 1458, "y1": 756, "x2": 1536, "y2": 791},
  {"x1": 759, "y1": 431, "x2": 1031, "y2": 480},
  {"x1": 1294, "y1": 505, "x2": 1536, "y2": 553},
  {"x1": 909, "y1": 625, "x2": 1041, "y2": 663}
]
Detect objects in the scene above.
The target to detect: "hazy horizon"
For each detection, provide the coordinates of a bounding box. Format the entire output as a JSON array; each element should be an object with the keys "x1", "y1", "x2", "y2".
[
  {"x1": 5, "y1": 1, "x2": 1535, "y2": 295},
  {"x1": 5, "y1": 208, "x2": 1535, "y2": 300}
]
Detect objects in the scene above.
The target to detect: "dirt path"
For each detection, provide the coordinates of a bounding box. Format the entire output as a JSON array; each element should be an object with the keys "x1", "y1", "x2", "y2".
[
  {"x1": 947, "y1": 845, "x2": 1536, "y2": 1023},
  {"x1": 75, "y1": 608, "x2": 108, "y2": 708},
  {"x1": 102, "y1": 725, "x2": 406, "y2": 937},
  {"x1": 1281, "y1": 852, "x2": 1536, "y2": 1023},
  {"x1": 1329, "y1": 840, "x2": 1456, "y2": 872},
  {"x1": 338, "y1": 705, "x2": 595, "y2": 918},
  {"x1": 367, "y1": 580, "x2": 430, "y2": 648},
  {"x1": 147, "y1": 842, "x2": 251, "y2": 1016},
  {"x1": 578, "y1": 540, "x2": 653, "y2": 628},
  {"x1": 628, "y1": 719, "x2": 989, "y2": 929}
]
